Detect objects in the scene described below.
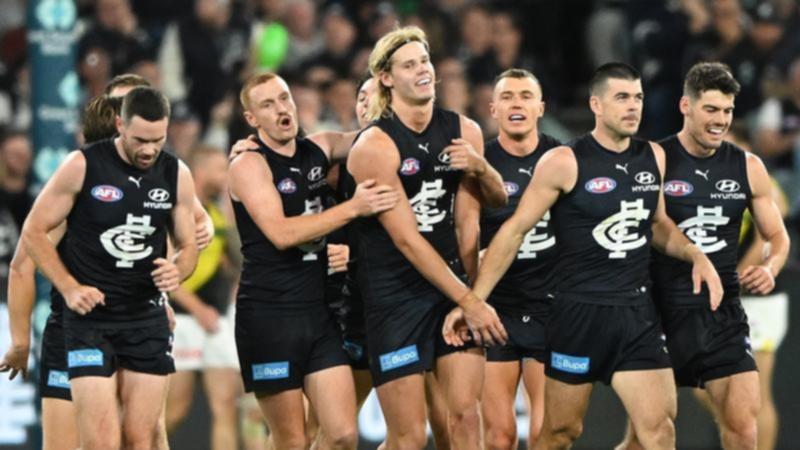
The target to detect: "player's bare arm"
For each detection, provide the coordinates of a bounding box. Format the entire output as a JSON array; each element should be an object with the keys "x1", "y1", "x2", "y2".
[
  {"x1": 310, "y1": 129, "x2": 362, "y2": 164},
  {"x1": 229, "y1": 150, "x2": 397, "y2": 250},
  {"x1": 739, "y1": 153, "x2": 790, "y2": 294},
  {"x1": 153, "y1": 161, "x2": 199, "y2": 292},
  {"x1": 447, "y1": 116, "x2": 507, "y2": 208},
  {"x1": 21, "y1": 151, "x2": 105, "y2": 315},
  {"x1": 648, "y1": 142, "x2": 723, "y2": 309},
  {"x1": 192, "y1": 196, "x2": 214, "y2": 250},
  {"x1": 455, "y1": 176, "x2": 481, "y2": 283}
]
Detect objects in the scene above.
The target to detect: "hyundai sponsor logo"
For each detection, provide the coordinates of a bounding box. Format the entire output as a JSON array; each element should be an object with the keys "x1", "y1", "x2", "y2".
[
  {"x1": 584, "y1": 177, "x2": 616, "y2": 194},
  {"x1": 634, "y1": 171, "x2": 655, "y2": 185},
  {"x1": 67, "y1": 349, "x2": 103, "y2": 368},
  {"x1": 91, "y1": 185, "x2": 123, "y2": 202},
  {"x1": 252, "y1": 361, "x2": 290, "y2": 380},
  {"x1": 379, "y1": 345, "x2": 420, "y2": 372},
  {"x1": 551, "y1": 352, "x2": 590, "y2": 374},
  {"x1": 715, "y1": 179, "x2": 740, "y2": 193}
]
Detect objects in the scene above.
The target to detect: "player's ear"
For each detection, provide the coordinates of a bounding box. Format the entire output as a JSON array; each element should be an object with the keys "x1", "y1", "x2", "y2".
[
  {"x1": 679, "y1": 96, "x2": 691, "y2": 116},
  {"x1": 589, "y1": 95, "x2": 602, "y2": 116}
]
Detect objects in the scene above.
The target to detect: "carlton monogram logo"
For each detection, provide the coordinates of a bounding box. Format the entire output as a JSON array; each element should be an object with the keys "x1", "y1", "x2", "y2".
[
  {"x1": 100, "y1": 213, "x2": 156, "y2": 268},
  {"x1": 592, "y1": 199, "x2": 650, "y2": 259},
  {"x1": 518, "y1": 211, "x2": 555, "y2": 259},
  {"x1": 409, "y1": 179, "x2": 447, "y2": 232},
  {"x1": 148, "y1": 188, "x2": 170, "y2": 202},
  {"x1": 715, "y1": 179, "x2": 740, "y2": 193},
  {"x1": 678, "y1": 206, "x2": 730, "y2": 253},
  {"x1": 298, "y1": 197, "x2": 326, "y2": 260}
]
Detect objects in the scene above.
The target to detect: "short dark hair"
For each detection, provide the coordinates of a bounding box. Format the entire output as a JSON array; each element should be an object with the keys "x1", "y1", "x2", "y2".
[
  {"x1": 104, "y1": 73, "x2": 150, "y2": 95},
  {"x1": 589, "y1": 62, "x2": 641, "y2": 95},
  {"x1": 683, "y1": 62, "x2": 741, "y2": 99},
  {"x1": 82, "y1": 95, "x2": 118, "y2": 142},
  {"x1": 120, "y1": 87, "x2": 170, "y2": 124}
]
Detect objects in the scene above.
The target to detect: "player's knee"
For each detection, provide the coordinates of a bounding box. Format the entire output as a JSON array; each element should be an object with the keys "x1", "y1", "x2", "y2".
[
  {"x1": 272, "y1": 433, "x2": 308, "y2": 450},
  {"x1": 393, "y1": 424, "x2": 428, "y2": 450},
  {"x1": 165, "y1": 397, "x2": 192, "y2": 430},
  {"x1": 722, "y1": 412, "x2": 758, "y2": 448},
  {"x1": 83, "y1": 434, "x2": 121, "y2": 450},
  {"x1": 549, "y1": 421, "x2": 583, "y2": 449},
  {"x1": 327, "y1": 427, "x2": 358, "y2": 450},
  {"x1": 486, "y1": 423, "x2": 518, "y2": 450},
  {"x1": 646, "y1": 417, "x2": 675, "y2": 448},
  {"x1": 449, "y1": 403, "x2": 481, "y2": 433}
]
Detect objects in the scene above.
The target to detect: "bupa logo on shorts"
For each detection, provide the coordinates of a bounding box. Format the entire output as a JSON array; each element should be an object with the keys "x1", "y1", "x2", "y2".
[
  {"x1": 277, "y1": 178, "x2": 297, "y2": 194},
  {"x1": 379, "y1": 345, "x2": 420, "y2": 372},
  {"x1": 503, "y1": 181, "x2": 519, "y2": 196},
  {"x1": 551, "y1": 352, "x2": 590, "y2": 374},
  {"x1": 91, "y1": 185, "x2": 124, "y2": 202},
  {"x1": 400, "y1": 158, "x2": 421, "y2": 176},
  {"x1": 252, "y1": 361, "x2": 290, "y2": 380},
  {"x1": 47, "y1": 370, "x2": 71, "y2": 389},
  {"x1": 584, "y1": 177, "x2": 616, "y2": 194},
  {"x1": 664, "y1": 180, "x2": 693, "y2": 197},
  {"x1": 68, "y1": 349, "x2": 104, "y2": 368},
  {"x1": 715, "y1": 179, "x2": 740, "y2": 193}
]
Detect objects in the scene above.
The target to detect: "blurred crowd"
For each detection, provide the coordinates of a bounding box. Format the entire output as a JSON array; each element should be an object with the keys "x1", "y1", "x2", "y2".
[{"x1": 1, "y1": 0, "x2": 800, "y2": 448}]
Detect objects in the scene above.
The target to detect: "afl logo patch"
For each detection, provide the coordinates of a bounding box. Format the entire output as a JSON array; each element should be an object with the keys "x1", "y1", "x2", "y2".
[
  {"x1": 277, "y1": 178, "x2": 297, "y2": 194},
  {"x1": 400, "y1": 158, "x2": 420, "y2": 176},
  {"x1": 147, "y1": 188, "x2": 170, "y2": 202},
  {"x1": 584, "y1": 177, "x2": 616, "y2": 194},
  {"x1": 91, "y1": 185, "x2": 123, "y2": 202},
  {"x1": 664, "y1": 180, "x2": 693, "y2": 197},
  {"x1": 504, "y1": 181, "x2": 519, "y2": 195}
]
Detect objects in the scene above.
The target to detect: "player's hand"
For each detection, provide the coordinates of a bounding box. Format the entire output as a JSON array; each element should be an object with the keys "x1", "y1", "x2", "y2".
[
  {"x1": 152, "y1": 258, "x2": 181, "y2": 292},
  {"x1": 351, "y1": 179, "x2": 399, "y2": 217},
  {"x1": 444, "y1": 138, "x2": 486, "y2": 176},
  {"x1": 229, "y1": 134, "x2": 260, "y2": 161},
  {"x1": 63, "y1": 284, "x2": 105, "y2": 315},
  {"x1": 691, "y1": 253, "x2": 723, "y2": 310},
  {"x1": 195, "y1": 220, "x2": 212, "y2": 250},
  {"x1": 739, "y1": 265, "x2": 776, "y2": 295},
  {"x1": 460, "y1": 291, "x2": 508, "y2": 347},
  {"x1": 442, "y1": 307, "x2": 473, "y2": 347},
  {"x1": 328, "y1": 244, "x2": 349, "y2": 273},
  {"x1": 195, "y1": 304, "x2": 221, "y2": 333},
  {"x1": 0, "y1": 344, "x2": 30, "y2": 380}
]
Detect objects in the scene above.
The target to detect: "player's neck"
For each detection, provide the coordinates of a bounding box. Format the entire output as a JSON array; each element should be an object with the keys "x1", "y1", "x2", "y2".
[
  {"x1": 498, "y1": 130, "x2": 539, "y2": 156},
  {"x1": 0, "y1": 173, "x2": 26, "y2": 192},
  {"x1": 257, "y1": 130, "x2": 296, "y2": 157},
  {"x1": 391, "y1": 99, "x2": 433, "y2": 133},
  {"x1": 113, "y1": 136, "x2": 136, "y2": 167},
  {"x1": 590, "y1": 127, "x2": 630, "y2": 153},
  {"x1": 677, "y1": 128, "x2": 717, "y2": 158}
]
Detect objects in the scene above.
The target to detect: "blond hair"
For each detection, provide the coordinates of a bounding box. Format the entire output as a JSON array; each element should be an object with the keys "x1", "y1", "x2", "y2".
[
  {"x1": 366, "y1": 26, "x2": 429, "y2": 121},
  {"x1": 239, "y1": 72, "x2": 279, "y2": 109}
]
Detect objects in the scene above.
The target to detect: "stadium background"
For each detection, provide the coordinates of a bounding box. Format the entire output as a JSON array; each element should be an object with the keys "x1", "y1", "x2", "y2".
[{"x1": 1, "y1": 0, "x2": 800, "y2": 448}]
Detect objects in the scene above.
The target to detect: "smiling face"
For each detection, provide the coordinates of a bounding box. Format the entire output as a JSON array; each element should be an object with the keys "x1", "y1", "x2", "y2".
[
  {"x1": 491, "y1": 76, "x2": 544, "y2": 139},
  {"x1": 682, "y1": 89, "x2": 735, "y2": 151},
  {"x1": 243, "y1": 76, "x2": 299, "y2": 146},
  {"x1": 381, "y1": 41, "x2": 435, "y2": 107},
  {"x1": 591, "y1": 77, "x2": 644, "y2": 139}
]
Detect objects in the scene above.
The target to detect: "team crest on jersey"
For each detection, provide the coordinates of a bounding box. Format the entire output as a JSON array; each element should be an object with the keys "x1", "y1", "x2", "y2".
[
  {"x1": 504, "y1": 181, "x2": 519, "y2": 196},
  {"x1": 277, "y1": 178, "x2": 297, "y2": 194},
  {"x1": 664, "y1": 180, "x2": 693, "y2": 197},
  {"x1": 91, "y1": 185, "x2": 123, "y2": 202},
  {"x1": 400, "y1": 158, "x2": 421, "y2": 176},
  {"x1": 584, "y1": 177, "x2": 616, "y2": 194}
]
